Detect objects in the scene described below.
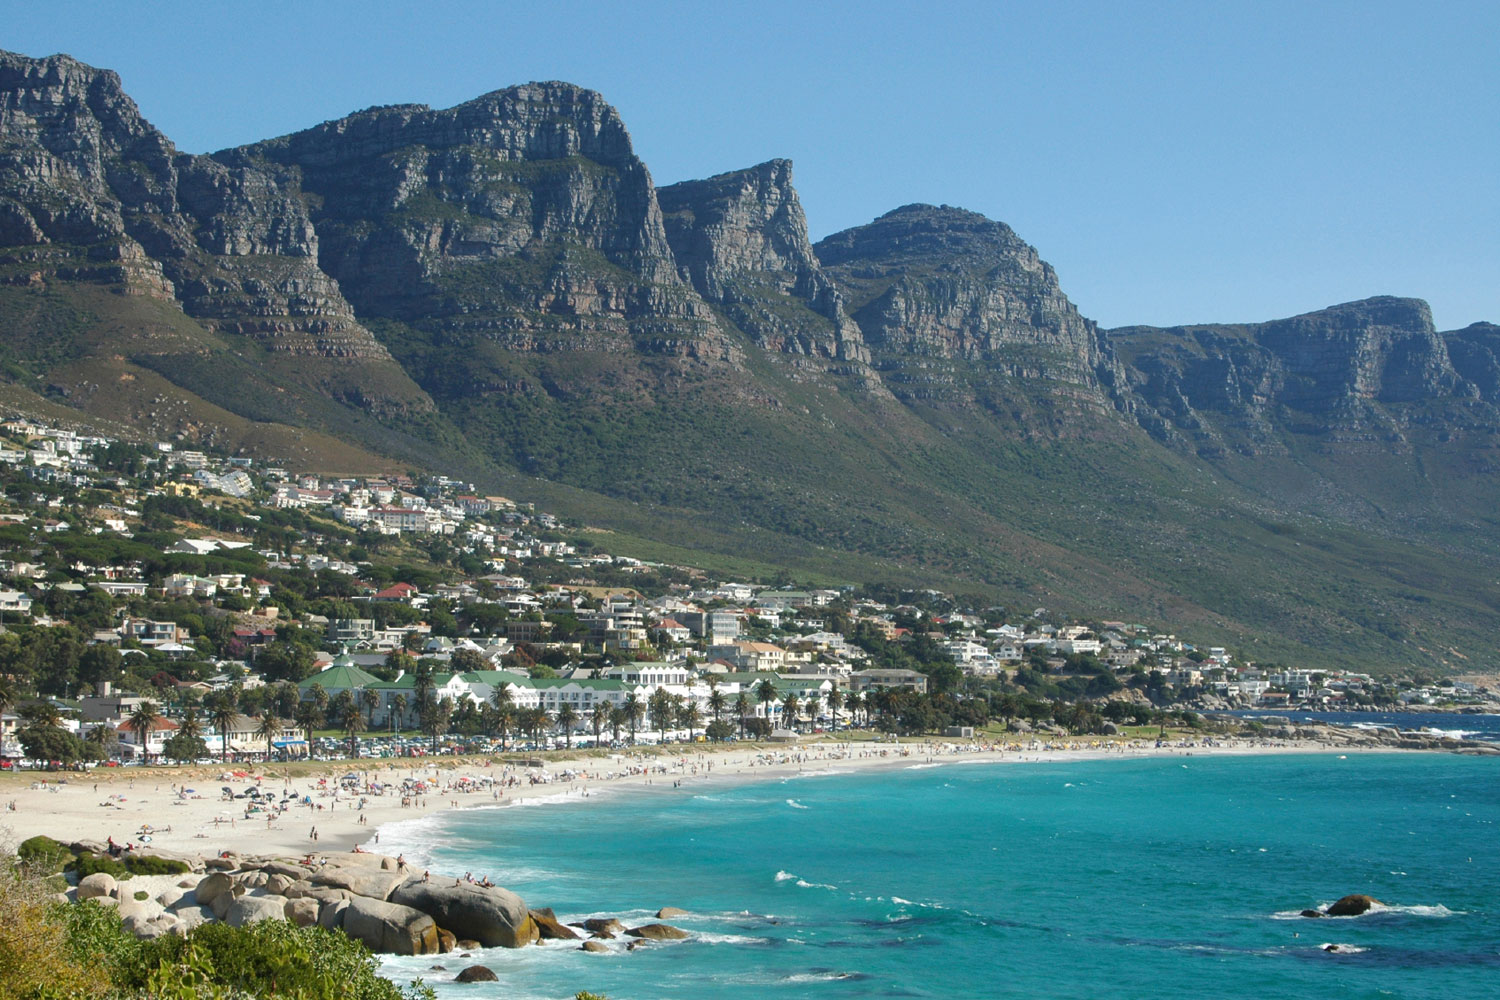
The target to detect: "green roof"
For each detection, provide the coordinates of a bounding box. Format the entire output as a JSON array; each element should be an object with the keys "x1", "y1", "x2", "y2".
[{"x1": 298, "y1": 662, "x2": 382, "y2": 691}]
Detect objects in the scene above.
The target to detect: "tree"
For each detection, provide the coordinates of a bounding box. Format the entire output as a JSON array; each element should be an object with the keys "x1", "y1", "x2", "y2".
[
  {"x1": 339, "y1": 697, "x2": 366, "y2": 760},
  {"x1": 127, "y1": 701, "x2": 164, "y2": 764},
  {"x1": 755, "y1": 678, "x2": 777, "y2": 727},
  {"x1": 825, "y1": 686, "x2": 843, "y2": 732},
  {"x1": 271, "y1": 683, "x2": 300, "y2": 720},
  {"x1": 360, "y1": 687, "x2": 379, "y2": 728},
  {"x1": 255, "y1": 641, "x2": 316, "y2": 684},
  {"x1": 308, "y1": 682, "x2": 330, "y2": 717},
  {"x1": 0, "y1": 678, "x2": 16, "y2": 730},
  {"x1": 623, "y1": 692, "x2": 644, "y2": 744},
  {"x1": 781, "y1": 692, "x2": 800, "y2": 731},
  {"x1": 17, "y1": 701, "x2": 63, "y2": 730},
  {"x1": 676, "y1": 699, "x2": 701, "y2": 742},
  {"x1": 294, "y1": 700, "x2": 322, "y2": 756},
  {"x1": 648, "y1": 687, "x2": 674, "y2": 743},
  {"x1": 608, "y1": 705, "x2": 625, "y2": 743},
  {"x1": 420, "y1": 695, "x2": 452, "y2": 752},
  {"x1": 734, "y1": 692, "x2": 751, "y2": 739},
  {"x1": 489, "y1": 683, "x2": 514, "y2": 742},
  {"x1": 412, "y1": 661, "x2": 435, "y2": 723},
  {"x1": 590, "y1": 700, "x2": 610, "y2": 746},
  {"x1": 555, "y1": 703, "x2": 579, "y2": 749},
  {"x1": 705, "y1": 719, "x2": 734, "y2": 742},
  {"x1": 177, "y1": 712, "x2": 205, "y2": 742},
  {"x1": 76, "y1": 644, "x2": 123, "y2": 690},
  {"x1": 450, "y1": 648, "x2": 486, "y2": 672},
  {"x1": 83, "y1": 722, "x2": 120, "y2": 760},
  {"x1": 494, "y1": 704, "x2": 515, "y2": 749},
  {"x1": 390, "y1": 693, "x2": 408, "y2": 734},
  {"x1": 707, "y1": 688, "x2": 726, "y2": 723},
  {"x1": 207, "y1": 690, "x2": 239, "y2": 764},
  {"x1": 163, "y1": 729, "x2": 208, "y2": 764},
  {"x1": 256, "y1": 712, "x2": 282, "y2": 762},
  {"x1": 18, "y1": 724, "x2": 87, "y2": 765}
]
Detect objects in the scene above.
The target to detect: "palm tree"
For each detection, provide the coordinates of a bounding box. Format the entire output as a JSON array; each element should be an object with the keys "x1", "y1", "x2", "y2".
[
  {"x1": 127, "y1": 700, "x2": 164, "y2": 764},
  {"x1": 412, "y1": 661, "x2": 434, "y2": 722},
  {"x1": 781, "y1": 692, "x2": 800, "y2": 731},
  {"x1": 708, "y1": 687, "x2": 726, "y2": 723},
  {"x1": 555, "y1": 703, "x2": 579, "y2": 749},
  {"x1": 623, "y1": 692, "x2": 644, "y2": 744},
  {"x1": 256, "y1": 712, "x2": 281, "y2": 762},
  {"x1": 294, "y1": 701, "x2": 321, "y2": 757},
  {"x1": 676, "y1": 700, "x2": 701, "y2": 742},
  {"x1": 825, "y1": 687, "x2": 843, "y2": 733},
  {"x1": 590, "y1": 700, "x2": 610, "y2": 746},
  {"x1": 177, "y1": 712, "x2": 204, "y2": 742},
  {"x1": 755, "y1": 678, "x2": 778, "y2": 728},
  {"x1": 272, "y1": 683, "x2": 299, "y2": 720},
  {"x1": 309, "y1": 682, "x2": 330, "y2": 719},
  {"x1": 608, "y1": 705, "x2": 626, "y2": 743},
  {"x1": 648, "y1": 687, "x2": 674, "y2": 743},
  {"x1": 489, "y1": 684, "x2": 514, "y2": 745},
  {"x1": 391, "y1": 693, "x2": 408, "y2": 734},
  {"x1": 18, "y1": 700, "x2": 63, "y2": 730},
  {"x1": 846, "y1": 691, "x2": 865, "y2": 728},
  {"x1": 360, "y1": 687, "x2": 379, "y2": 728},
  {"x1": 734, "y1": 692, "x2": 751, "y2": 739},
  {"x1": 0, "y1": 678, "x2": 18, "y2": 721},
  {"x1": 330, "y1": 689, "x2": 356, "y2": 751},
  {"x1": 176, "y1": 686, "x2": 204, "y2": 719},
  {"x1": 340, "y1": 697, "x2": 366, "y2": 760},
  {"x1": 421, "y1": 695, "x2": 452, "y2": 753},
  {"x1": 205, "y1": 692, "x2": 237, "y2": 761},
  {"x1": 495, "y1": 704, "x2": 516, "y2": 750},
  {"x1": 518, "y1": 706, "x2": 548, "y2": 744}
]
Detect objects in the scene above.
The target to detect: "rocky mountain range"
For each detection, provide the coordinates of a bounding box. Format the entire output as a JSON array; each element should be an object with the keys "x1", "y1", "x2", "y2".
[{"x1": 1, "y1": 49, "x2": 1496, "y2": 672}]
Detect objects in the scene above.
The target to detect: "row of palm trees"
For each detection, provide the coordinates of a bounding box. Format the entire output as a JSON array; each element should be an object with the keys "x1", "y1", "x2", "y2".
[{"x1": 1, "y1": 670, "x2": 899, "y2": 767}]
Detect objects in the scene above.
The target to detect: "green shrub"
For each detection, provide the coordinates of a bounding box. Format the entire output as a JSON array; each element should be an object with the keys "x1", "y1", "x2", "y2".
[
  {"x1": 122, "y1": 855, "x2": 190, "y2": 876},
  {"x1": 124, "y1": 921, "x2": 434, "y2": 1000},
  {"x1": 67, "y1": 852, "x2": 131, "y2": 881},
  {"x1": 133, "y1": 891, "x2": 149, "y2": 902},
  {"x1": 16, "y1": 835, "x2": 73, "y2": 874}
]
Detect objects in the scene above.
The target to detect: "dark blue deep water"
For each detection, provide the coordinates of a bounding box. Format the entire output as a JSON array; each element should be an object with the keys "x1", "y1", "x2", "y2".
[{"x1": 378, "y1": 753, "x2": 1499, "y2": 999}]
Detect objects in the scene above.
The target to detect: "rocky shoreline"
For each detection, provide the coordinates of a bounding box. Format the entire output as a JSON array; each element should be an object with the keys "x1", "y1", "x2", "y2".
[
  {"x1": 1215, "y1": 720, "x2": 1500, "y2": 754},
  {"x1": 54, "y1": 842, "x2": 687, "y2": 981}
]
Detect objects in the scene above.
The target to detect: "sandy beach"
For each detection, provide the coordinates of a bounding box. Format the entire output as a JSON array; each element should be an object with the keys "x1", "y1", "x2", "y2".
[{"x1": 0, "y1": 735, "x2": 1362, "y2": 862}]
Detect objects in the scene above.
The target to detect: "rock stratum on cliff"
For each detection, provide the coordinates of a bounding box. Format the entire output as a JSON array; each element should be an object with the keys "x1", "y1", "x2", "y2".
[{"x1": 2, "y1": 48, "x2": 1498, "y2": 673}]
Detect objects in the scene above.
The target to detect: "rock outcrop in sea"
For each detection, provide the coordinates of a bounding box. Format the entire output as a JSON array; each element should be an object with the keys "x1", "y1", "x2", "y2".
[{"x1": 54, "y1": 842, "x2": 695, "y2": 965}]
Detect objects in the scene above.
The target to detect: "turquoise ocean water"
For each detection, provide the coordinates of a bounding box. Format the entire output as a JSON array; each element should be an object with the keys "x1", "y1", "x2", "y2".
[{"x1": 377, "y1": 752, "x2": 1498, "y2": 1000}]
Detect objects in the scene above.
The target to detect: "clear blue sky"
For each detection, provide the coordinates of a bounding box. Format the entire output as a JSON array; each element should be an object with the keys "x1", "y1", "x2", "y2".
[{"x1": 10, "y1": 0, "x2": 1496, "y2": 330}]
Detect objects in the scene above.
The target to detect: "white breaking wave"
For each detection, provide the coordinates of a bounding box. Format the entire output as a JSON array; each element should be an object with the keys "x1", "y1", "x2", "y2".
[
  {"x1": 781, "y1": 971, "x2": 861, "y2": 982},
  {"x1": 1319, "y1": 942, "x2": 1368, "y2": 954},
  {"x1": 692, "y1": 931, "x2": 773, "y2": 945},
  {"x1": 1271, "y1": 901, "x2": 1461, "y2": 921},
  {"x1": 785, "y1": 798, "x2": 809, "y2": 809},
  {"x1": 775, "y1": 870, "x2": 837, "y2": 891},
  {"x1": 1370, "y1": 902, "x2": 1460, "y2": 917}
]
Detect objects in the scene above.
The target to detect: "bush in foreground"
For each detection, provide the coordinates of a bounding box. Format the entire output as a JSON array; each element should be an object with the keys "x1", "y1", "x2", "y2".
[{"x1": 0, "y1": 863, "x2": 434, "y2": 1000}]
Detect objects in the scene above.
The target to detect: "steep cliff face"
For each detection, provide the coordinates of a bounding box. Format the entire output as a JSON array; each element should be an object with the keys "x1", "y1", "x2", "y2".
[
  {"x1": 814, "y1": 205, "x2": 1124, "y2": 425},
  {"x1": 224, "y1": 83, "x2": 735, "y2": 374},
  {"x1": 0, "y1": 50, "x2": 416, "y2": 366},
  {"x1": 1442, "y1": 322, "x2": 1500, "y2": 403},
  {"x1": 657, "y1": 160, "x2": 869, "y2": 370},
  {"x1": 1111, "y1": 297, "x2": 1481, "y2": 455}
]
